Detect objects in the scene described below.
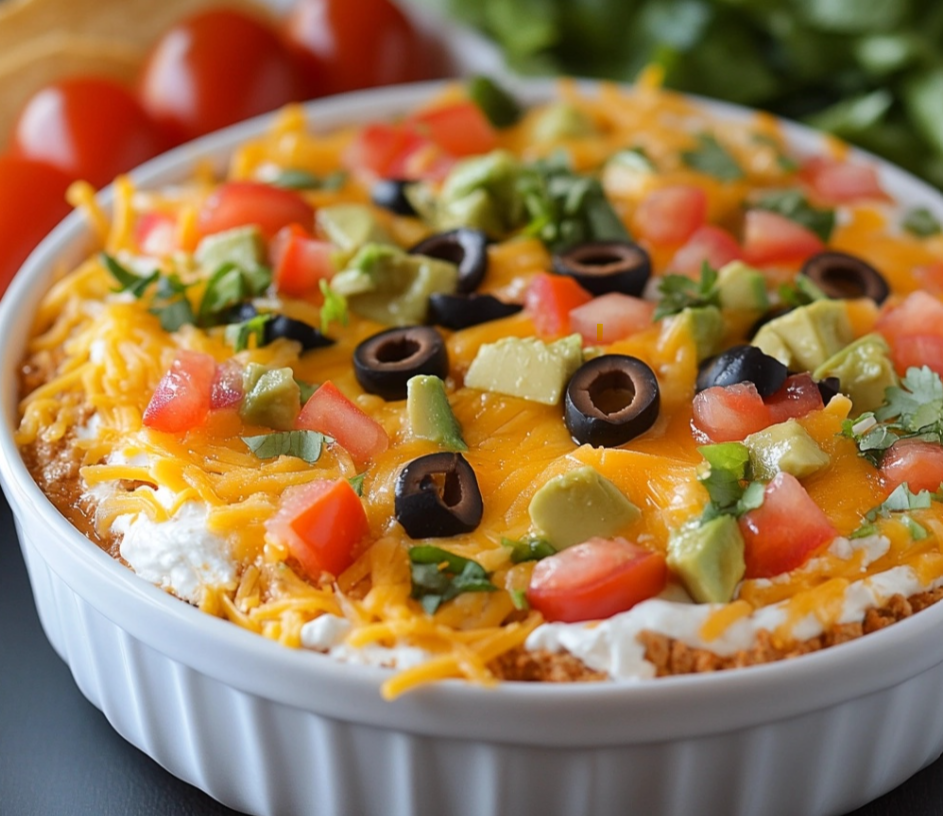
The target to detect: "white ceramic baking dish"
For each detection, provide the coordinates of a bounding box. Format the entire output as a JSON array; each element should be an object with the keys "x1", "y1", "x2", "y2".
[{"x1": 4, "y1": 80, "x2": 943, "y2": 816}]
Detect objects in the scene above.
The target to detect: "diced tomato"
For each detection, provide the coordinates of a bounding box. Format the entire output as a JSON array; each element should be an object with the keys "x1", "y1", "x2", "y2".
[
  {"x1": 742, "y1": 210, "x2": 824, "y2": 266},
  {"x1": 197, "y1": 182, "x2": 314, "y2": 240},
  {"x1": 211, "y1": 359, "x2": 244, "y2": 410},
  {"x1": 913, "y1": 262, "x2": 943, "y2": 295},
  {"x1": 525, "y1": 273, "x2": 593, "y2": 337},
  {"x1": 270, "y1": 223, "x2": 335, "y2": 297},
  {"x1": 765, "y1": 373, "x2": 825, "y2": 424},
  {"x1": 634, "y1": 185, "x2": 707, "y2": 246},
  {"x1": 266, "y1": 478, "x2": 368, "y2": 579},
  {"x1": 668, "y1": 225, "x2": 743, "y2": 277},
  {"x1": 568, "y1": 293, "x2": 654, "y2": 344},
  {"x1": 801, "y1": 156, "x2": 887, "y2": 204},
  {"x1": 526, "y1": 537, "x2": 667, "y2": 623},
  {"x1": 296, "y1": 381, "x2": 389, "y2": 465},
  {"x1": 891, "y1": 334, "x2": 943, "y2": 377},
  {"x1": 880, "y1": 439, "x2": 943, "y2": 495},
  {"x1": 692, "y1": 383, "x2": 772, "y2": 442},
  {"x1": 342, "y1": 121, "x2": 452, "y2": 182},
  {"x1": 143, "y1": 350, "x2": 216, "y2": 433},
  {"x1": 739, "y1": 472, "x2": 837, "y2": 579},
  {"x1": 408, "y1": 101, "x2": 498, "y2": 158},
  {"x1": 135, "y1": 211, "x2": 177, "y2": 257}
]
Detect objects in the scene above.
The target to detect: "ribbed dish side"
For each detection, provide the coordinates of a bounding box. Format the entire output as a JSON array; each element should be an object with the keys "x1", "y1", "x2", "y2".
[{"x1": 18, "y1": 528, "x2": 943, "y2": 816}]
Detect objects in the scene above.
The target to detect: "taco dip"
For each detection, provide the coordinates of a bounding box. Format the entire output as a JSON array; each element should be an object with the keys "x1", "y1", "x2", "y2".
[{"x1": 6, "y1": 78, "x2": 943, "y2": 816}]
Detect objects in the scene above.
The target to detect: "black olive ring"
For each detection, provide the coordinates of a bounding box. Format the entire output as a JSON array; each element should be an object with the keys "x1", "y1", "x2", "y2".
[
  {"x1": 565, "y1": 355, "x2": 660, "y2": 448},
  {"x1": 353, "y1": 326, "x2": 448, "y2": 401},
  {"x1": 370, "y1": 178, "x2": 417, "y2": 217},
  {"x1": 427, "y1": 292, "x2": 522, "y2": 330},
  {"x1": 696, "y1": 345, "x2": 787, "y2": 398},
  {"x1": 801, "y1": 251, "x2": 890, "y2": 304},
  {"x1": 551, "y1": 240, "x2": 652, "y2": 297},
  {"x1": 410, "y1": 228, "x2": 489, "y2": 293},
  {"x1": 225, "y1": 303, "x2": 334, "y2": 351},
  {"x1": 395, "y1": 452, "x2": 484, "y2": 538}
]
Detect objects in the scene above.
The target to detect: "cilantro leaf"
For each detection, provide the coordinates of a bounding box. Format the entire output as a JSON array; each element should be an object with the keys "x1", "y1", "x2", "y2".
[
  {"x1": 698, "y1": 442, "x2": 750, "y2": 511},
  {"x1": 348, "y1": 473, "x2": 366, "y2": 496},
  {"x1": 101, "y1": 253, "x2": 159, "y2": 298},
  {"x1": 241, "y1": 430, "x2": 327, "y2": 464},
  {"x1": 468, "y1": 75, "x2": 522, "y2": 128},
  {"x1": 225, "y1": 313, "x2": 272, "y2": 352},
  {"x1": 902, "y1": 206, "x2": 941, "y2": 238},
  {"x1": 409, "y1": 545, "x2": 497, "y2": 614},
  {"x1": 319, "y1": 279, "x2": 348, "y2": 334},
  {"x1": 681, "y1": 133, "x2": 744, "y2": 181},
  {"x1": 509, "y1": 588, "x2": 530, "y2": 610},
  {"x1": 197, "y1": 262, "x2": 273, "y2": 327},
  {"x1": 752, "y1": 189, "x2": 836, "y2": 242},
  {"x1": 778, "y1": 275, "x2": 828, "y2": 309},
  {"x1": 653, "y1": 261, "x2": 720, "y2": 321},
  {"x1": 296, "y1": 379, "x2": 318, "y2": 404},
  {"x1": 864, "y1": 482, "x2": 935, "y2": 522},
  {"x1": 271, "y1": 168, "x2": 347, "y2": 191},
  {"x1": 150, "y1": 298, "x2": 195, "y2": 332},
  {"x1": 500, "y1": 535, "x2": 556, "y2": 564}
]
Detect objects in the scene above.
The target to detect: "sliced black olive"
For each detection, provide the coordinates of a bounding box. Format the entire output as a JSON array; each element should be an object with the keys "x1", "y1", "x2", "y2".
[
  {"x1": 395, "y1": 452, "x2": 483, "y2": 538},
  {"x1": 696, "y1": 345, "x2": 787, "y2": 398},
  {"x1": 264, "y1": 315, "x2": 333, "y2": 350},
  {"x1": 551, "y1": 240, "x2": 652, "y2": 297},
  {"x1": 410, "y1": 228, "x2": 489, "y2": 293},
  {"x1": 353, "y1": 326, "x2": 448, "y2": 400},
  {"x1": 427, "y1": 293, "x2": 522, "y2": 330},
  {"x1": 565, "y1": 355, "x2": 660, "y2": 447},
  {"x1": 225, "y1": 301, "x2": 260, "y2": 323},
  {"x1": 801, "y1": 251, "x2": 890, "y2": 304},
  {"x1": 370, "y1": 178, "x2": 417, "y2": 217},
  {"x1": 816, "y1": 375, "x2": 842, "y2": 404}
]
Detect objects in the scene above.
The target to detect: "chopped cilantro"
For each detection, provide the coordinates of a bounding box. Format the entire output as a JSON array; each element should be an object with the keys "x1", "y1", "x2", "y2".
[
  {"x1": 509, "y1": 588, "x2": 530, "y2": 610},
  {"x1": 296, "y1": 379, "x2": 318, "y2": 404},
  {"x1": 408, "y1": 545, "x2": 497, "y2": 615},
  {"x1": 752, "y1": 189, "x2": 836, "y2": 242},
  {"x1": 500, "y1": 535, "x2": 556, "y2": 564},
  {"x1": 348, "y1": 473, "x2": 366, "y2": 496},
  {"x1": 653, "y1": 261, "x2": 720, "y2": 321},
  {"x1": 852, "y1": 482, "x2": 942, "y2": 539},
  {"x1": 149, "y1": 273, "x2": 196, "y2": 332},
  {"x1": 241, "y1": 430, "x2": 327, "y2": 464},
  {"x1": 751, "y1": 134, "x2": 798, "y2": 173},
  {"x1": 101, "y1": 253, "x2": 158, "y2": 298},
  {"x1": 778, "y1": 275, "x2": 829, "y2": 309},
  {"x1": 681, "y1": 133, "x2": 744, "y2": 182},
  {"x1": 225, "y1": 313, "x2": 272, "y2": 352},
  {"x1": 697, "y1": 442, "x2": 765, "y2": 521},
  {"x1": 197, "y1": 261, "x2": 272, "y2": 327},
  {"x1": 319, "y1": 279, "x2": 348, "y2": 334},
  {"x1": 902, "y1": 206, "x2": 941, "y2": 238},
  {"x1": 271, "y1": 168, "x2": 347, "y2": 191},
  {"x1": 467, "y1": 75, "x2": 522, "y2": 128}
]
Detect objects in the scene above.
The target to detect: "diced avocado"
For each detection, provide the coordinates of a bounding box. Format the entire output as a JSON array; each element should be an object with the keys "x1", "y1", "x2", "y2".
[
  {"x1": 316, "y1": 204, "x2": 390, "y2": 256},
  {"x1": 330, "y1": 243, "x2": 458, "y2": 326},
  {"x1": 673, "y1": 305, "x2": 724, "y2": 361},
  {"x1": 530, "y1": 103, "x2": 596, "y2": 142},
  {"x1": 528, "y1": 466, "x2": 640, "y2": 550},
  {"x1": 195, "y1": 226, "x2": 263, "y2": 272},
  {"x1": 431, "y1": 150, "x2": 523, "y2": 237},
  {"x1": 812, "y1": 333, "x2": 897, "y2": 414},
  {"x1": 667, "y1": 515, "x2": 746, "y2": 604},
  {"x1": 465, "y1": 334, "x2": 583, "y2": 405},
  {"x1": 407, "y1": 375, "x2": 467, "y2": 451},
  {"x1": 752, "y1": 299, "x2": 852, "y2": 371},
  {"x1": 717, "y1": 261, "x2": 769, "y2": 312},
  {"x1": 240, "y1": 363, "x2": 301, "y2": 431},
  {"x1": 601, "y1": 149, "x2": 656, "y2": 197},
  {"x1": 743, "y1": 418, "x2": 830, "y2": 481}
]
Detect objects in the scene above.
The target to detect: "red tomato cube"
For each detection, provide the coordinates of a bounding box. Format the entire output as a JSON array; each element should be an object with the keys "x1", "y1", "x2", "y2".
[
  {"x1": 197, "y1": 181, "x2": 315, "y2": 240},
  {"x1": 668, "y1": 225, "x2": 743, "y2": 277},
  {"x1": 524, "y1": 273, "x2": 593, "y2": 338},
  {"x1": 801, "y1": 156, "x2": 887, "y2": 204},
  {"x1": 692, "y1": 383, "x2": 772, "y2": 443},
  {"x1": 634, "y1": 184, "x2": 707, "y2": 246},
  {"x1": 765, "y1": 373, "x2": 824, "y2": 424},
  {"x1": 408, "y1": 102, "x2": 498, "y2": 158},
  {"x1": 742, "y1": 209, "x2": 824, "y2": 266},
  {"x1": 143, "y1": 350, "x2": 216, "y2": 433},
  {"x1": 880, "y1": 439, "x2": 943, "y2": 495},
  {"x1": 568, "y1": 293, "x2": 654, "y2": 344},
  {"x1": 296, "y1": 381, "x2": 389, "y2": 465},
  {"x1": 270, "y1": 223, "x2": 335, "y2": 297}
]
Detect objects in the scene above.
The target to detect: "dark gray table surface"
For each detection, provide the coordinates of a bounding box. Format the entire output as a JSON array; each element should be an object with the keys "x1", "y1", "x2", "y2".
[{"x1": 2, "y1": 492, "x2": 943, "y2": 816}]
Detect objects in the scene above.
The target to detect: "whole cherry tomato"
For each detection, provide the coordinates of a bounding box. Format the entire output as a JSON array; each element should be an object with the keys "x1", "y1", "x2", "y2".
[
  {"x1": 0, "y1": 157, "x2": 72, "y2": 295},
  {"x1": 283, "y1": 0, "x2": 434, "y2": 97},
  {"x1": 140, "y1": 9, "x2": 302, "y2": 144},
  {"x1": 11, "y1": 77, "x2": 169, "y2": 189}
]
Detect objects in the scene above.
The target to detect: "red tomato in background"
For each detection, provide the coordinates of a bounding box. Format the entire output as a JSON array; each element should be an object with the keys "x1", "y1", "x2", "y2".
[
  {"x1": 525, "y1": 273, "x2": 593, "y2": 337},
  {"x1": 143, "y1": 350, "x2": 216, "y2": 433},
  {"x1": 267, "y1": 478, "x2": 368, "y2": 579},
  {"x1": 0, "y1": 156, "x2": 72, "y2": 295},
  {"x1": 11, "y1": 77, "x2": 168, "y2": 190},
  {"x1": 739, "y1": 472, "x2": 837, "y2": 578},
  {"x1": 283, "y1": 0, "x2": 433, "y2": 97},
  {"x1": 407, "y1": 103, "x2": 498, "y2": 158},
  {"x1": 140, "y1": 9, "x2": 301, "y2": 143},
  {"x1": 801, "y1": 156, "x2": 887, "y2": 204},
  {"x1": 633, "y1": 185, "x2": 707, "y2": 246},
  {"x1": 296, "y1": 381, "x2": 389, "y2": 465},
  {"x1": 692, "y1": 383, "x2": 772, "y2": 442},
  {"x1": 527, "y1": 537, "x2": 667, "y2": 623},
  {"x1": 668, "y1": 225, "x2": 742, "y2": 277},
  {"x1": 741, "y1": 210, "x2": 824, "y2": 266},
  {"x1": 197, "y1": 182, "x2": 314, "y2": 240}
]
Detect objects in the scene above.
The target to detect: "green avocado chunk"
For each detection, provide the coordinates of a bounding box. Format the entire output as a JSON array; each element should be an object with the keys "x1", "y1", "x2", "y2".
[
  {"x1": 717, "y1": 261, "x2": 769, "y2": 312},
  {"x1": 673, "y1": 305, "x2": 724, "y2": 361},
  {"x1": 194, "y1": 226, "x2": 263, "y2": 272},
  {"x1": 464, "y1": 333, "x2": 583, "y2": 405},
  {"x1": 812, "y1": 333, "x2": 898, "y2": 414},
  {"x1": 316, "y1": 204, "x2": 390, "y2": 255},
  {"x1": 667, "y1": 515, "x2": 746, "y2": 604},
  {"x1": 240, "y1": 363, "x2": 301, "y2": 431},
  {"x1": 329, "y1": 243, "x2": 458, "y2": 326},
  {"x1": 407, "y1": 375, "x2": 467, "y2": 451},
  {"x1": 743, "y1": 418, "x2": 830, "y2": 481},
  {"x1": 530, "y1": 102, "x2": 596, "y2": 142},
  {"x1": 528, "y1": 466, "x2": 640, "y2": 550},
  {"x1": 752, "y1": 299, "x2": 853, "y2": 372}
]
